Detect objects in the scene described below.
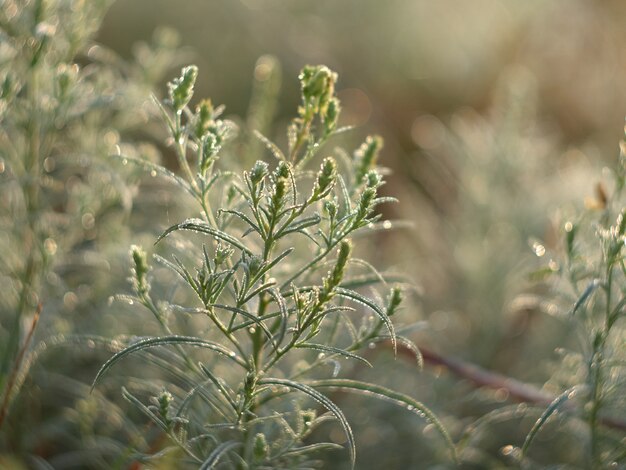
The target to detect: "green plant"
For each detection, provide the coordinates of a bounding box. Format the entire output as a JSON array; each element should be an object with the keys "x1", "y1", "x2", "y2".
[
  {"x1": 0, "y1": 0, "x2": 190, "y2": 464},
  {"x1": 92, "y1": 65, "x2": 456, "y2": 468},
  {"x1": 513, "y1": 127, "x2": 626, "y2": 469}
]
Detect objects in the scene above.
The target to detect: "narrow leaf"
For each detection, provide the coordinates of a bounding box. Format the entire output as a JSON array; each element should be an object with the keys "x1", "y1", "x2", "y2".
[
  {"x1": 571, "y1": 279, "x2": 601, "y2": 316},
  {"x1": 334, "y1": 287, "x2": 396, "y2": 353},
  {"x1": 259, "y1": 378, "x2": 356, "y2": 468},
  {"x1": 254, "y1": 130, "x2": 286, "y2": 161},
  {"x1": 115, "y1": 154, "x2": 195, "y2": 197},
  {"x1": 309, "y1": 379, "x2": 457, "y2": 463},
  {"x1": 200, "y1": 441, "x2": 242, "y2": 470},
  {"x1": 211, "y1": 304, "x2": 276, "y2": 349},
  {"x1": 296, "y1": 343, "x2": 372, "y2": 367},
  {"x1": 521, "y1": 386, "x2": 579, "y2": 457},
  {"x1": 92, "y1": 336, "x2": 245, "y2": 390},
  {"x1": 155, "y1": 218, "x2": 252, "y2": 255}
]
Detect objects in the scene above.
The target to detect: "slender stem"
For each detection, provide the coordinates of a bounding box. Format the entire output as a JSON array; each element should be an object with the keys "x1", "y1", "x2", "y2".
[
  {"x1": 0, "y1": 304, "x2": 41, "y2": 429},
  {"x1": 390, "y1": 342, "x2": 626, "y2": 433}
]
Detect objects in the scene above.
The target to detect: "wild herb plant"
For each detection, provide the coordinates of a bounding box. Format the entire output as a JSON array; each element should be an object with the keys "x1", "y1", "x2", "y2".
[
  {"x1": 510, "y1": 128, "x2": 626, "y2": 469},
  {"x1": 92, "y1": 65, "x2": 457, "y2": 468},
  {"x1": 0, "y1": 0, "x2": 192, "y2": 464},
  {"x1": 0, "y1": 0, "x2": 119, "y2": 430}
]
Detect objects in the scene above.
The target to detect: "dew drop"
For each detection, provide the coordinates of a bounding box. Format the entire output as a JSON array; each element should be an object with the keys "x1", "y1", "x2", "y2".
[
  {"x1": 127, "y1": 299, "x2": 134, "y2": 305},
  {"x1": 382, "y1": 220, "x2": 392, "y2": 230},
  {"x1": 44, "y1": 238, "x2": 57, "y2": 255},
  {"x1": 500, "y1": 445, "x2": 520, "y2": 459},
  {"x1": 318, "y1": 353, "x2": 326, "y2": 359},
  {"x1": 121, "y1": 157, "x2": 128, "y2": 165},
  {"x1": 248, "y1": 327, "x2": 256, "y2": 335},
  {"x1": 368, "y1": 342, "x2": 376, "y2": 349},
  {"x1": 150, "y1": 170, "x2": 157, "y2": 177},
  {"x1": 532, "y1": 242, "x2": 546, "y2": 257}
]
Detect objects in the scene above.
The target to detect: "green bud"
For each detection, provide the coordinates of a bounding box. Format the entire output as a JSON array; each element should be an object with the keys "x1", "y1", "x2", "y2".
[
  {"x1": 271, "y1": 176, "x2": 288, "y2": 214},
  {"x1": 214, "y1": 244, "x2": 234, "y2": 266},
  {"x1": 245, "y1": 254, "x2": 264, "y2": 278},
  {"x1": 365, "y1": 170, "x2": 383, "y2": 189},
  {"x1": 199, "y1": 134, "x2": 219, "y2": 173},
  {"x1": 275, "y1": 161, "x2": 292, "y2": 179},
  {"x1": 313, "y1": 157, "x2": 337, "y2": 200},
  {"x1": 253, "y1": 433, "x2": 269, "y2": 461},
  {"x1": 323, "y1": 199, "x2": 338, "y2": 219},
  {"x1": 55, "y1": 63, "x2": 79, "y2": 100},
  {"x1": 226, "y1": 185, "x2": 237, "y2": 204},
  {"x1": 249, "y1": 161, "x2": 269, "y2": 185},
  {"x1": 323, "y1": 97, "x2": 341, "y2": 136},
  {"x1": 354, "y1": 187, "x2": 377, "y2": 225},
  {"x1": 322, "y1": 240, "x2": 352, "y2": 299},
  {"x1": 386, "y1": 287, "x2": 403, "y2": 317},
  {"x1": 158, "y1": 389, "x2": 173, "y2": 415},
  {"x1": 618, "y1": 210, "x2": 626, "y2": 236},
  {"x1": 168, "y1": 65, "x2": 198, "y2": 111},
  {"x1": 355, "y1": 135, "x2": 383, "y2": 183},
  {"x1": 300, "y1": 409, "x2": 317, "y2": 432},
  {"x1": 299, "y1": 65, "x2": 337, "y2": 113},
  {"x1": 130, "y1": 245, "x2": 150, "y2": 297},
  {"x1": 194, "y1": 99, "x2": 214, "y2": 138}
]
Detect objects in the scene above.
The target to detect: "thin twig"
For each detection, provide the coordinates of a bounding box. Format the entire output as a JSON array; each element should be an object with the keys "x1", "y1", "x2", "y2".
[
  {"x1": 391, "y1": 342, "x2": 626, "y2": 433},
  {"x1": 0, "y1": 303, "x2": 42, "y2": 429}
]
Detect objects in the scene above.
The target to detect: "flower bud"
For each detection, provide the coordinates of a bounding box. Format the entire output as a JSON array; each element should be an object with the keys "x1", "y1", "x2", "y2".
[
  {"x1": 386, "y1": 287, "x2": 403, "y2": 317},
  {"x1": 355, "y1": 135, "x2": 383, "y2": 183},
  {"x1": 312, "y1": 157, "x2": 337, "y2": 200},
  {"x1": 194, "y1": 99, "x2": 214, "y2": 138},
  {"x1": 253, "y1": 433, "x2": 268, "y2": 460},
  {"x1": 130, "y1": 245, "x2": 150, "y2": 297},
  {"x1": 249, "y1": 161, "x2": 269, "y2": 185},
  {"x1": 168, "y1": 65, "x2": 198, "y2": 111}
]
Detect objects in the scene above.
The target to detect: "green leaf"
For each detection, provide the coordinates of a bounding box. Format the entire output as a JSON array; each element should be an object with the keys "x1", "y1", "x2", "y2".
[
  {"x1": 218, "y1": 208, "x2": 261, "y2": 234},
  {"x1": 571, "y1": 279, "x2": 601, "y2": 316},
  {"x1": 122, "y1": 387, "x2": 168, "y2": 432},
  {"x1": 254, "y1": 130, "x2": 286, "y2": 161},
  {"x1": 211, "y1": 304, "x2": 276, "y2": 350},
  {"x1": 267, "y1": 288, "x2": 289, "y2": 346},
  {"x1": 334, "y1": 287, "x2": 396, "y2": 353},
  {"x1": 369, "y1": 335, "x2": 423, "y2": 370},
  {"x1": 281, "y1": 442, "x2": 344, "y2": 458},
  {"x1": 277, "y1": 214, "x2": 322, "y2": 238},
  {"x1": 115, "y1": 154, "x2": 195, "y2": 197},
  {"x1": 258, "y1": 378, "x2": 356, "y2": 469},
  {"x1": 251, "y1": 247, "x2": 294, "y2": 285},
  {"x1": 296, "y1": 343, "x2": 372, "y2": 367},
  {"x1": 199, "y1": 441, "x2": 242, "y2": 469},
  {"x1": 308, "y1": 379, "x2": 458, "y2": 464},
  {"x1": 155, "y1": 218, "x2": 252, "y2": 255},
  {"x1": 92, "y1": 336, "x2": 245, "y2": 390},
  {"x1": 521, "y1": 386, "x2": 579, "y2": 458}
]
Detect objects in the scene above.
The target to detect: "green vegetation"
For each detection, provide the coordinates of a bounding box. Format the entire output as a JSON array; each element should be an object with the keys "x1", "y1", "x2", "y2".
[{"x1": 1, "y1": 1, "x2": 624, "y2": 469}]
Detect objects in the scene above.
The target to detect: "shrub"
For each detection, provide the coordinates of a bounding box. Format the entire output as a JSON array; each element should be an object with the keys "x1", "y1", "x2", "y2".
[{"x1": 91, "y1": 64, "x2": 455, "y2": 468}]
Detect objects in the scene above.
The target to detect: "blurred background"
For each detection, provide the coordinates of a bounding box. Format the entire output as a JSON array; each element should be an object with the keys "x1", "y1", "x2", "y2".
[{"x1": 94, "y1": 0, "x2": 626, "y2": 467}]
